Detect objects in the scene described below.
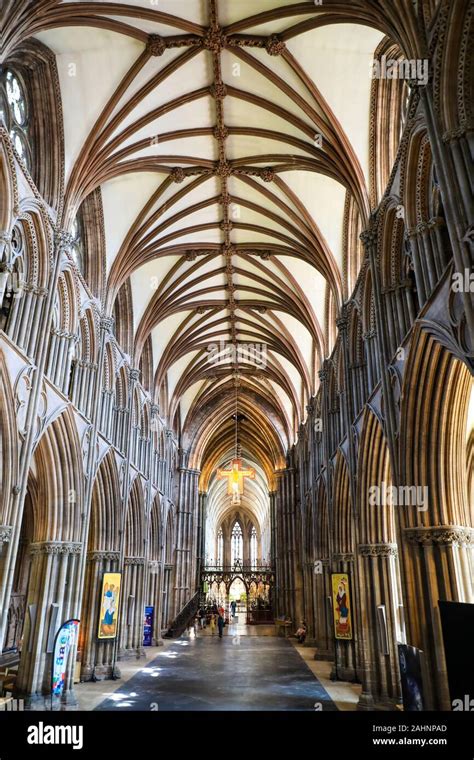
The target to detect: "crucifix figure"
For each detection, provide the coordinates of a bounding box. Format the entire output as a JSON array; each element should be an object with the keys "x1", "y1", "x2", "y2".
[{"x1": 217, "y1": 458, "x2": 255, "y2": 504}]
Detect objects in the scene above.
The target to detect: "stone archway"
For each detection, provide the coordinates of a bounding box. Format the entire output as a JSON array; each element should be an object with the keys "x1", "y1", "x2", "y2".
[
  {"x1": 397, "y1": 329, "x2": 474, "y2": 710},
  {"x1": 80, "y1": 450, "x2": 121, "y2": 680},
  {"x1": 14, "y1": 408, "x2": 84, "y2": 707}
]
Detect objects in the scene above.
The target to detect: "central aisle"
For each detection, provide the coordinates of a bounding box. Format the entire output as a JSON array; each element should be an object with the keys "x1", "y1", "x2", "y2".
[{"x1": 95, "y1": 627, "x2": 337, "y2": 711}]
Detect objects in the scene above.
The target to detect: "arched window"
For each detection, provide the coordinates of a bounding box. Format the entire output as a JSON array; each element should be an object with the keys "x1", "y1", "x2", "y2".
[
  {"x1": 250, "y1": 526, "x2": 257, "y2": 568},
  {"x1": 231, "y1": 522, "x2": 243, "y2": 566},
  {"x1": 1, "y1": 68, "x2": 31, "y2": 170},
  {"x1": 217, "y1": 528, "x2": 223, "y2": 568}
]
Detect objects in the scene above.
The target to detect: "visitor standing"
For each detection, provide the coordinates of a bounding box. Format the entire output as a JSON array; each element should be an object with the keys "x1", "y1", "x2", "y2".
[
  {"x1": 217, "y1": 612, "x2": 225, "y2": 638},
  {"x1": 198, "y1": 606, "x2": 206, "y2": 629}
]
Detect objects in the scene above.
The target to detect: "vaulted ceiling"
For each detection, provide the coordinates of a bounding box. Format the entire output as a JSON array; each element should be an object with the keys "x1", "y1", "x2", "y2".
[{"x1": 4, "y1": 0, "x2": 412, "y2": 515}]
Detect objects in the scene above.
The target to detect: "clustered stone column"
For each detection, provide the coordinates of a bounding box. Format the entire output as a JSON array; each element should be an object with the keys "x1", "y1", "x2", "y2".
[
  {"x1": 16, "y1": 541, "x2": 82, "y2": 708},
  {"x1": 173, "y1": 463, "x2": 200, "y2": 617}
]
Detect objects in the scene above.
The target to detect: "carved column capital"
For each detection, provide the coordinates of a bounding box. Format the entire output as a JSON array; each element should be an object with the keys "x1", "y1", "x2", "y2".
[
  {"x1": 404, "y1": 526, "x2": 474, "y2": 547},
  {"x1": 124, "y1": 556, "x2": 146, "y2": 566},
  {"x1": 87, "y1": 551, "x2": 121, "y2": 563},
  {"x1": 332, "y1": 553, "x2": 355, "y2": 563},
  {"x1": 30, "y1": 541, "x2": 83, "y2": 556},
  {"x1": 358, "y1": 543, "x2": 398, "y2": 557}
]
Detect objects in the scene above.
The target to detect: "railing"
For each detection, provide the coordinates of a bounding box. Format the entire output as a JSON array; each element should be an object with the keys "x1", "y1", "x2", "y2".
[
  {"x1": 164, "y1": 590, "x2": 200, "y2": 638},
  {"x1": 203, "y1": 562, "x2": 274, "y2": 573}
]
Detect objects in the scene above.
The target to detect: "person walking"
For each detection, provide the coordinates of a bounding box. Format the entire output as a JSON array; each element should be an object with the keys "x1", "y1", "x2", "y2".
[
  {"x1": 210, "y1": 612, "x2": 217, "y2": 635},
  {"x1": 230, "y1": 600, "x2": 237, "y2": 618},
  {"x1": 217, "y1": 612, "x2": 225, "y2": 639},
  {"x1": 198, "y1": 606, "x2": 206, "y2": 629}
]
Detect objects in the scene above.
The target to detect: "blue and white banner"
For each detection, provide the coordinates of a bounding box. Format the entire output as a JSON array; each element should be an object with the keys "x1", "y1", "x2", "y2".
[{"x1": 51, "y1": 619, "x2": 80, "y2": 696}]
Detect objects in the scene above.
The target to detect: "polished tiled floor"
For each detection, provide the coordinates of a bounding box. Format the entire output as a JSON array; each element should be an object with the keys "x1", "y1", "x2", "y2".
[{"x1": 93, "y1": 621, "x2": 338, "y2": 711}]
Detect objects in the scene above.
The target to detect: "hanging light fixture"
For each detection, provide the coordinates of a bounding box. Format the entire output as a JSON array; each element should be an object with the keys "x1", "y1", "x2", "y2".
[{"x1": 216, "y1": 384, "x2": 255, "y2": 504}]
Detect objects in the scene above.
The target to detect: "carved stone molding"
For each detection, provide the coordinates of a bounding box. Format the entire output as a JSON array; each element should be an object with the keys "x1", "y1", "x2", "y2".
[
  {"x1": 100, "y1": 316, "x2": 115, "y2": 333},
  {"x1": 360, "y1": 227, "x2": 378, "y2": 248},
  {"x1": 404, "y1": 526, "x2": 474, "y2": 547},
  {"x1": 332, "y1": 553, "x2": 355, "y2": 563},
  {"x1": 170, "y1": 167, "x2": 186, "y2": 183},
  {"x1": 209, "y1": 83, "x2": 227, "y2": 99},
  {"x1": 0, "y1": 526, "x2": 13, "y2": 543},
  {"x1": 266, "y1": 35, "x2": 286, "y2": 56},
  {"x1": 213, "y1": 125, "x2": 229, "y2": 141},
  {"x1": 30, "y1": 541, "x2": 83, "y2": 556},
  {"x1": 147, "y1": 34, "x2": 166, "y2": 57},
  {"x1": 336, "y1": 305, "x2": 349, "y2": 332},
  {"x1": 54, "y1": 230, "x2": 74, "y2": 253},
  {"x1": 124, "y1": 556, "x2": 146, "y2": 566},
  {"x1": 442, "y1": 123, "x2": 473, "y2": 143},
  {"x1": 358, "y1": 543, "x2": 398, "y2": 557},
  {"x1": 87, "y1": 551, "x2": 121, "y2": 563},
  {"x1": 203, "y1": 28, "x2": 227, "y2": 52}
]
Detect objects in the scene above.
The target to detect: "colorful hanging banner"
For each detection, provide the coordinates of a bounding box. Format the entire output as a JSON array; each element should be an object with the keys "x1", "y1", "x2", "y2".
[
  {"x1": 51, "y1": 618, "x2": 80, "y2": 696},
  {"x1": 98, "y1": 572, "x2": 121, "y2": 639},
  {"x1": 331, "y1": 573, "x2": 353, "y2": 640}
]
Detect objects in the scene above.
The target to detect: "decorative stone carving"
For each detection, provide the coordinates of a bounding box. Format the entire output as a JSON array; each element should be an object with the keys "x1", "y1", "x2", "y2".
[
  {"x1": 260, "y1": 167, "x2": 275, "y2": 182},
  {"x1": 266, "y1": 35, "x2": 286, "y2": 56},
  {"x1": 100, "y1": 316, "x2": 115, "y2": 333},
  {"x1": 358, "y1": 543, "x2": 398, "y2": 557},
  {"x1": 209, "y1": 83, "x2": 227, "y2": 99},
  {"x1": 360, "y1": 227, "x2": 377, "y2": 248},
  {"x1": 0, "y1": 526, "x2": 13, "y2": 543},
  {"x1": 170, "y1": 167, "x2": 186, "y2": 183},
  {"x1": 213, "y1": 125, "x2": 229, "y2": 141},
  {"x1": 332, "y1": 552, "x2": 355, "y2": 563},
  {"x1": 147, "y1": 34, "x2": 166, "y2": 57},
  {"x1": 203, "y1": 29, "x2": 227, "y2": 51},
  {"x1": 87, "y1": 551, "x2": 121, "y2": 563},
  {"x1": 336, "y1": 306, "x2": 349, "y2": 332},
  {"x1": 214, "y1": 160, "x2": 232, "y2": 177},
  {"x1": 124, "y1": 556, "x2": 146, "y2": 566},
  {"x1": 30, "y1": 541, "x2": 82, "y2": 556},
  {"x1": 404, "y1": 526, "x2": 474, "y2": 547},
  {"x1": 54, "y1": 230, "x2": 74, "y2": 254}
]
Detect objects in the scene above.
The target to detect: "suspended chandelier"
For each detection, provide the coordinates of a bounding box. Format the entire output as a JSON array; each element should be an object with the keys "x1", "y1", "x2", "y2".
[{"x1": 216, "y1": 385, "x2": 255, "y2": 505}]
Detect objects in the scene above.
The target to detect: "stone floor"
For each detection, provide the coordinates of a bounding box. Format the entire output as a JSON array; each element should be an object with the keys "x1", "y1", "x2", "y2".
[{"x1": 74, "y1": 618, "x2": 361, "y2": 712}]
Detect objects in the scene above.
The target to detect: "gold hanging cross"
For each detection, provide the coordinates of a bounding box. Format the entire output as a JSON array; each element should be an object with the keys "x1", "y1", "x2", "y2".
[{"x1": 217, "y1": 457, "x2": 255, "y2": 503}]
